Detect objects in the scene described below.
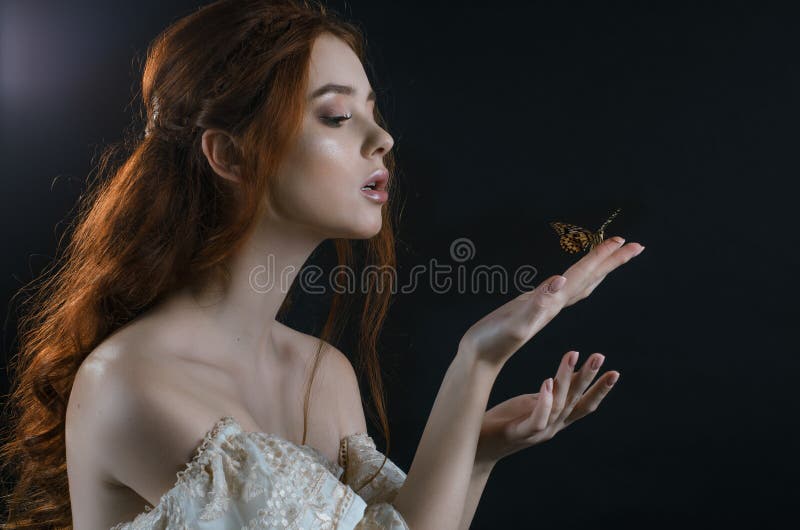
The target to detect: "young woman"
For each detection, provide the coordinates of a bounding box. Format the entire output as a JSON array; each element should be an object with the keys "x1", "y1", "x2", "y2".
[{"x1": 0, "y1": 1, "x2": 645, "y2": 528}]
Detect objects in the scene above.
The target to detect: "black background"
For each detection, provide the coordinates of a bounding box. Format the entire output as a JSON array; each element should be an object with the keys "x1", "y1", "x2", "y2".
[{"x1": 1, "y1": 1, "x2": 797, "y2": 528}]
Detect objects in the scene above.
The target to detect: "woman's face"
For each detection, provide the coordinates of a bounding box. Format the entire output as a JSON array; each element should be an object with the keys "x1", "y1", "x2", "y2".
[{"x1": 267, "y1": 32, "x2": 395, "y2": 240}]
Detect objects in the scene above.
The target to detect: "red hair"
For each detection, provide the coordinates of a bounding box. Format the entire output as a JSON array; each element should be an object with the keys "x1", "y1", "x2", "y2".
[{"x1": 0, "y1": 1, "x2": 401, "y2": 527}]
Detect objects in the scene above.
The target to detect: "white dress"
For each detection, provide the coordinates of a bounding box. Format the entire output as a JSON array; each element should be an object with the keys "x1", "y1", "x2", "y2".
[{"x1": 109, "y1": 416, "x2": 409, "y2": 529}]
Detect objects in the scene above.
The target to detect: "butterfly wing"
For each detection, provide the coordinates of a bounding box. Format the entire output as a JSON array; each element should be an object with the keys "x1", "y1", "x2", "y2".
[
  {"x1": 587, "y1": 233, "x2": 606, "y2": 251},
  {"x1": 552, "y1": 208, "x2": 622, "y2": 254},
  {"x1": 549, "y1": 221, "x2": 593, "y2": 254}
]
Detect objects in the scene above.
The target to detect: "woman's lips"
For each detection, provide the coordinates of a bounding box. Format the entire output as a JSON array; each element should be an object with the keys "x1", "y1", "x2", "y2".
[
  {"x1": 360, "y1": 188, "x2": 388, "y2": 203},
  {"x1": 362, "y1": 168, "x2": 389, "y2": 190}
]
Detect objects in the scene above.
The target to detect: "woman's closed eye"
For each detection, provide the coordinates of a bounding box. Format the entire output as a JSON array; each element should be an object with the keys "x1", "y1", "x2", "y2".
[{"x1": 321, "y1": 113, "x2": 352, "y2": 127}]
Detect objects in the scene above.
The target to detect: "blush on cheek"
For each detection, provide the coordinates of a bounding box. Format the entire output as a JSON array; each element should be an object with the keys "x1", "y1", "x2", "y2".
[{"x1": 281, "y1": 126, "x2": 358, "y2": 205}]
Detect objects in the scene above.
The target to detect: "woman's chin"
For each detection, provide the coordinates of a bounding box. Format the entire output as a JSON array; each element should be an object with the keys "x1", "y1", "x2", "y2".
[
  {"x1": 318, "y1": 220, "x2": 381, "y2": 240},
  {"x1": 343, "y1": 208, "x2": 383, "y2": 238},
  {"x1": 346, "y1": 217, "x2": 383, "y2": 239},
  {"x1": 354, "y1": 223, "x2": 383, "y2": 239}
]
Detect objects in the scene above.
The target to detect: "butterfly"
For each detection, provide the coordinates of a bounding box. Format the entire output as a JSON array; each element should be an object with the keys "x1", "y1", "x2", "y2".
[{"x1": 549, "y1": 208, "x2": 622, "y2": 254}]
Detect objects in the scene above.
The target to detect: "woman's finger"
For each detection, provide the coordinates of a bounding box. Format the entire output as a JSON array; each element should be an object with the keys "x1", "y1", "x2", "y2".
[
  {"x1": 562, "y1": 236, "x2": 628, "y2": 282},
  {"x1": 563, "y1": 371, "x2": 620, "y2": 427},
  {"x1": 512, "y1": 378, "x2": 553, "y2": 438},
  {"x1": 558, "y1": 352, "x2": 605, "y2": 422},
  {"x1": 591, "y1": 240, "x2": 644, "y2": 280},
  {"x1": 549, "y1": 350, "x2": 578, "y2": 424},
  {"x1": 562, "y1": 238, "x2": 643, "y2": 296}
]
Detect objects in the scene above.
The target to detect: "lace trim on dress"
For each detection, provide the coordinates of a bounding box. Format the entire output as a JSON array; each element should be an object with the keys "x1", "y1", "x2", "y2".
[
  {"x1": 174, "y1": 416, "x2": 368, "y2": 489},
  {"x1": 109, "y1": 415, "x2": 411, "y2": 530}
]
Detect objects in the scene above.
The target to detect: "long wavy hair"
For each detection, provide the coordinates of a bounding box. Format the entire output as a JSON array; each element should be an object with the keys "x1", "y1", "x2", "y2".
[{"x1": 0, "y1": 0, "x2": 402, "y2": 527}]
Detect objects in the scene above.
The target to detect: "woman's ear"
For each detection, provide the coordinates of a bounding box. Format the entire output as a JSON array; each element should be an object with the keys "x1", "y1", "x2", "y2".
[{"x1": 201, "y1": 129, "x2": 242, "y2": 183}]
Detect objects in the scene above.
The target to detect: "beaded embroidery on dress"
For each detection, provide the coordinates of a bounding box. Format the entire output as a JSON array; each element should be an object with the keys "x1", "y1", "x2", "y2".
[{"x1": 109, "y1": 416, "x2": 408, "y2": 529}]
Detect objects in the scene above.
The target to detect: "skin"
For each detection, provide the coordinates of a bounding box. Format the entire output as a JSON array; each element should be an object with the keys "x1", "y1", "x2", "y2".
[
  {"x1": 392, "y1": 237, "x2": 645, "y2": 530},
  {"x1": 198, "y1": 30, "x2": 647, "y2": 523},
  {"x1": 66, "y1": 32, "x2": 394, "y2": 530},
  {"x1": 465, "y1": 236, "x2": 646, "y2": 467},
  {"x1": 67, "y1": 29, "x2": 645, "y2": 530},
  {"x1": 182, "y1": 31, "x2": 394, "y2": 378}
]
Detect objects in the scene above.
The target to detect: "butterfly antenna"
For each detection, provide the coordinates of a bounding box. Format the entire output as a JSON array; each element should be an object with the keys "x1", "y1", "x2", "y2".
[{"x1": 597, "y1": 207, "x2": 622, "y2": 233}]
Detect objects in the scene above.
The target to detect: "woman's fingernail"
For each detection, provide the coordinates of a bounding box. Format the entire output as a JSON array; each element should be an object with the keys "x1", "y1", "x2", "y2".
[
  {"x1": 568, "y1": 351, "x2": 578, "y2": 368},
  {"x1": 607, "y1": 373, "x2": 619, "y2": 387},
  {"x1": 547, "y1": 276, "x2": 566, "y2": 293},
  {"x1": 545, "y1": 378, "x2": 553, "y2": 392},
  {"x1": 591, "y1": 355, "x2": 605, "y2": 370}
]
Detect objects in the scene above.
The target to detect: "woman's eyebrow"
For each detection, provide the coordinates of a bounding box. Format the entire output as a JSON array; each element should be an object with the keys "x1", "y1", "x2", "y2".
[{"x1": 309, "y1": 83, "x2": 376, "y2": 102}]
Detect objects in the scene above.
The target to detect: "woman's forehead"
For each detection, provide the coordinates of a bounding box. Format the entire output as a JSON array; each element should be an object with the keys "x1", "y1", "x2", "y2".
[{"x1": 307, "y1": 34, "x2": 370, "y2": 98}]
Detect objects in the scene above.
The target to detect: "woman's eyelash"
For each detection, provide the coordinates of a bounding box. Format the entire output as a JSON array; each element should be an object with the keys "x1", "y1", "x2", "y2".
[{"x1": 322, "y1": 113, "x2": 352, "y2": 127}]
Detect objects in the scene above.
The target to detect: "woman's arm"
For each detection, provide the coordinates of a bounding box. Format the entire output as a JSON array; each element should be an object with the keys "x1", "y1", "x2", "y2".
[
  {"x1": 391, "y1": 347, "x2": 498, "y2": 530},
  {"x1": 457, "y1": 461, "x2": 495, "y2": 530},
  {"x1": 392, "y1": 238, "x2": 643, "y2": 530}
]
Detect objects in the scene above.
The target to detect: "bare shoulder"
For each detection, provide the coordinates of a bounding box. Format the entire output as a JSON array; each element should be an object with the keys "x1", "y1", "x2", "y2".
[
  {"x1": 66, "y1": 343, "x2": 157, "y2": 529},
  {"x1": 66, "y1": 315, "x2": 370, "y2": 527},
  {"x1": 66, "y1": 337, "x2": 229, "y2": 528},
  {"x1": 275, "y1": 322, "x2": 369, "y2": 438},
  {"x1": 329, "y1": 344, "x2": 369, "y2": 438}
]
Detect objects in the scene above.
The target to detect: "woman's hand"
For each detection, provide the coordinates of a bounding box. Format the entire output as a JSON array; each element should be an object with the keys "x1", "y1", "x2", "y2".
[
  {"x1": 458, "y1": 235, "x2": 644, "y2": 370},
  {"x1": 475, "y1": 349, "x2": 618, "y2": 464}
]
